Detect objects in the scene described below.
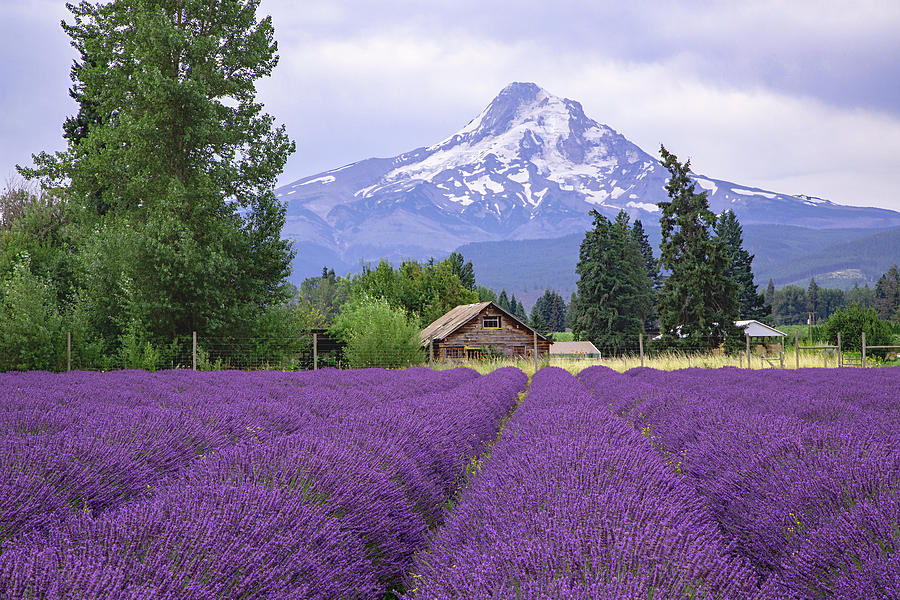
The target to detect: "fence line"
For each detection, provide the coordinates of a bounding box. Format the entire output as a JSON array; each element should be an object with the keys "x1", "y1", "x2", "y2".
[{"x1": 24, "y1": 329, "x2": 900, "y2": 374}]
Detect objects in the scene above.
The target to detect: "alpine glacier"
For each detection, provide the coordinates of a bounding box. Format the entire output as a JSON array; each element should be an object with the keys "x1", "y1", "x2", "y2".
[{"x1": 278, "y1": 82, "x2": 900, "y2": 280}]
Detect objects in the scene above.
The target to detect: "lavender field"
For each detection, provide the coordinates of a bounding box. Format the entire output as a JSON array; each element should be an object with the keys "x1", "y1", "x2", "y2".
[{"x1": 0, "y1": 366, "x2": 897, "y2": 599}]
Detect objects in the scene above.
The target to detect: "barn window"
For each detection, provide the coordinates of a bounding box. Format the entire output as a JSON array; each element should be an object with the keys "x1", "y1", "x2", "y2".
[
  {"x1": 513, "y1": 345, "x2": 527, "y2": 357},
  {"x1": 482, "y1": 316, "x2": 501, "y2": 329}
]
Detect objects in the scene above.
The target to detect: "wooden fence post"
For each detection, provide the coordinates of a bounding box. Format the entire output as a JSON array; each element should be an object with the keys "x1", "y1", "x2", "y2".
[
  {"x1": 313, "y1": 333, "x2": 318, "y2": 371},
  {"x1": 795, "y1": 330, "x2": 799, "y2": 369},
  {"x1": 639, "y1": 333, "x2": 644, "y2": 368},
  {"x1": 862, "y1": 331, "x2": 866, "y2": 368},
  {"x1": 745, "y1": 333, "x2": 751, "y2": 369},
  {"x1": 533, "y1": 331, "x2": 539, "y2": 373},
  {"x1": 192, "y1": 331, "x2": 197, "y2": 371},
  {"x1": 67, "y1": 331, "x2": 71, "y2": 372}
]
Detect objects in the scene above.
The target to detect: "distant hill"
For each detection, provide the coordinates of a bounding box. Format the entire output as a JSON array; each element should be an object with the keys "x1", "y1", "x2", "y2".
[{"x1": 458, "y1": 224, "x2": 900, "y2": 308}]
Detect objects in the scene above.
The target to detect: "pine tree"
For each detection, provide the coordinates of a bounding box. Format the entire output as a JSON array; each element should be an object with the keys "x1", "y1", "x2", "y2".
[
  {"x1": 874, "y1": 264, "x2": 900, "y2": 321},
  {"x1": 631, "y1": 219, "x2": 659, "y2": 289},
  {"x1": 516, "y1": 300, "x2": 527, "y2": 321},
  {"x1": 765, "y1": 278, "x2": 775, "y2": 307},
  {"x1": 714, "y1": 210, "x2": 769, "y2": 320},
  {"x1": 572, "y1": 210, "x2": 652, "y2": 353},
  {"x1": 656, "y1": 146, "x2": 740, "y2": 350},
  {"x1": 444, "y1": 252, "x2": 475, "y2": 291},
  {"x1": 497, "y1": 290, "x2": 510, "y2": 312},
  {"x1": 533, "y1": 289, "x2": 568, "y2": 332},
  {"x1": 807, "y1": 277, "x2": 820, "y2": 323}
]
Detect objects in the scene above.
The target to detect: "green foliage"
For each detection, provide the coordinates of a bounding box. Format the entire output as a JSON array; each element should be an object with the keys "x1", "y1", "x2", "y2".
[
  {"x1": 770, "y1": 285, "x2": 807, "y2": 325},
  {"x1": 0, "y1": 255, "x2": 66, "y2": 371},
  {"x1": 715, "y1": 210, "x2": 769, "y2": 320},
  {"x1": 572, "y1": 210, "x2": 652, "y2": 353},
  {"x1": 874, "y1": 264, "x2": 900, "y2": 322},
  {"x1": 444, "y1": 251, "x2": 476, "y2": 291},
  {"x1": 656, "y1": 146, "x2": 740, "y2": 350},
  {"x1": 351, "y1": 257, "x2": 477, "y2": 325},
  {"x1": 807, "y1": 277, "x2": 820, "y2": 320},
  {"x1": 532, "y1": 289, "x2": 567, "y2": 332},
  {"x1": 298, "y1": 267, "x2": 350, "y2": 324},
  {"x1": 822, "y1": 303, "x2": 894, "y2": 356},
  {"x1": 330, "y1": 297, "x2": 424, "y2": 368},
  {"x1": 12, "y1": 0, "x2": 295, "y2": 367}
]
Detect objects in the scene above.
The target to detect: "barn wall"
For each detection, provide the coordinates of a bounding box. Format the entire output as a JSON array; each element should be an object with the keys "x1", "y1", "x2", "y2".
[{"x1": 437, "y1": 306, "x2": 549, "y2": 359}]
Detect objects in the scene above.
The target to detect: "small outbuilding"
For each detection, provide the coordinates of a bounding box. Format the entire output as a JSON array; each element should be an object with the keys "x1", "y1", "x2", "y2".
[
  {"x1": 550, "y1": 341, "x2": 601, "y2": 359},
  {"x1": 421, "y1": 301, "x2": 550, "y2": 360},
  {"x1": 735, "y1": 320, "x2": 786, "y2": 340}
]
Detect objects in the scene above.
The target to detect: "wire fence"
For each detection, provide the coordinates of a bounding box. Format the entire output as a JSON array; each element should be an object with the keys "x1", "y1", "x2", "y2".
[{"x1": 14, "y1": 330, "x2": 900, "y2": 374}]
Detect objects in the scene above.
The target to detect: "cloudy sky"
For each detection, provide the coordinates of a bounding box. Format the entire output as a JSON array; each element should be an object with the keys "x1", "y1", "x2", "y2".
[{"x1": 3, "y1": 0, "x2": 899, "y2": 211}]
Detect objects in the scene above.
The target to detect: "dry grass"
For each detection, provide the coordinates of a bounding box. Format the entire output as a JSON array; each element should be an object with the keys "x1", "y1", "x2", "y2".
[{"x1": 430, "y1": 350, "x2": 846, "y2": 377}]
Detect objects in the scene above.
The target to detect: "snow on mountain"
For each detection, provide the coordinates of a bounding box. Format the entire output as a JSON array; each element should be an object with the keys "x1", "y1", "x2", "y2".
[{"x1": 277, "y1": 82, "x2": 900, "y2": 281}]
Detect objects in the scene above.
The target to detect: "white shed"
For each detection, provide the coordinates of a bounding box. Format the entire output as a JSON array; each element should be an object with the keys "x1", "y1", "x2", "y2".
[{"x1": 735, "y1": 320, "x2": 786, "y2": 339}]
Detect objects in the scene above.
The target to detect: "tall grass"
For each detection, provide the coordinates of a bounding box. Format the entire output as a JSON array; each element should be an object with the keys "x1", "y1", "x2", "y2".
[{"x1": 430, "y1": 349, "x2": 850, "y2": 377}]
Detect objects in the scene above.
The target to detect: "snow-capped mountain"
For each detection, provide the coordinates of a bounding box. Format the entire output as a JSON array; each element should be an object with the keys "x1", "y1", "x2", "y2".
[{"x1": 278, "y1": 82, "x2": 900, "y2": 280}]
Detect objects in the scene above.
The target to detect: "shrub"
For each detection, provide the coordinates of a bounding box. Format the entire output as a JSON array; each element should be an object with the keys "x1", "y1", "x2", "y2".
[
  {"x1": 330, "y1": 297, "x2": 424, "y2": 368},
  {"x1": 822, "y1": 303, "x2": 894, "y2": 357}
]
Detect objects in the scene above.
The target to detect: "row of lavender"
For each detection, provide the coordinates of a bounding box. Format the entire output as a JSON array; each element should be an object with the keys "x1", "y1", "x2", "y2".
[
  {"x1": 405, "y1": 367, "x2": 756, "y2": 599},
  {"x1": 0, "y1": 366, "x2": 527, "y2": 599},
  {"x1": 579, "y1": 366, "x2": 900, "y2": 598}
]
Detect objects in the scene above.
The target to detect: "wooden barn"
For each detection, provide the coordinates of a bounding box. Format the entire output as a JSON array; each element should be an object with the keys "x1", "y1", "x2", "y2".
[{"x1": 420, "y1": 301, "x2": 551, "y2": 360}]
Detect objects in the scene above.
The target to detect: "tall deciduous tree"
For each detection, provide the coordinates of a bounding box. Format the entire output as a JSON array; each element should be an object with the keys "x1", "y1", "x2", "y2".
[
  {"x1": 20, "y1": 0, "x2": 295, "y2": 344},
  {"x1": 714, "y1": 210, "x2": 769, "y2": 320},
  {"x1": 657, "y1": 146, "x2": 739, "y2": 350},
  {"x1": 572, "y1": 210, "x2": 652, "y2": 353}
]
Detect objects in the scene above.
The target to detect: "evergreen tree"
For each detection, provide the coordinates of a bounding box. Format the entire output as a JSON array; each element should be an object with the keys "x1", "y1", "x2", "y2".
[
  {"x1": 533, "y1": 289, "x2": 568, "y2": 332},
  {"x1": 509, "y1": 293, "x2": 520, "y2": 316},
  {"x1": 847, "y1": 283, "x2": 875, "y2": 309},
  {"x1": 444, "y1": 251, "x2": 476, "y2": 291},
  {"x1": 714, "y1": 210, "x2": 769, "y2": 320},
  {"x1": 770, "y1": 285, "x2": 808, "y2": 325},
  {"x1": 656, "y1": 146, "x2": 740, "y2": 350},
  {"x1": 631, "y1": 219, "x2": 659, "y2": 289},
  {"x1": 497, "y1": 290, "x2": 510, "y2": 312},
  {"x1": 20, "y1": 0, "x2": 296, "y2": 346},
  {"x1": 529, "y1": 304, "x2": 549, "y2": 336},
  {"x1": 807, "y1": 277, "x2": 820, "y2": 323},
  {"x1": 516, "y1": 300, "x2": 527, "y2": 321},
  {"x1": 476, "y1": 285, "x2": 497, "y2": 303},
  {"x1": 572, "y1": 210, "x2": 652, "y2": 353},
  {"x1": 874, "y1": 264, "x2": 900, "y2": 321},
  {"x1": 765, "y1": 278, "x2": 775, "y2": 308}
]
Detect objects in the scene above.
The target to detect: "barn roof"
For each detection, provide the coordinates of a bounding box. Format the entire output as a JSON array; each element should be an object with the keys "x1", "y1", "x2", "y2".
[
  {"x1": 550, "y1": 341, "x2": 600, "y2": 355},
  {"x1": 420, "y1": 301, "x2": 548, "y2": 345},
  {"x1": 735, "y1": 320, "x2": 786, "y2": 338}
]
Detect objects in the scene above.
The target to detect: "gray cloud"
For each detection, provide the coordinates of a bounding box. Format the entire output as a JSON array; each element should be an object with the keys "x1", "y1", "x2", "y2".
[{"x1": 2, "y1": 0, "x2": 899, "y2": 212}]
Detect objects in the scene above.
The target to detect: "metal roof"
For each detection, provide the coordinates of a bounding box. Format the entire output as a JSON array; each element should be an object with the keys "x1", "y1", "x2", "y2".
[
  {"x1": 735, "y1": 320, "x2": 786, "y2": 337},
  {"x1": 550, "y1": 341, "x2": 600, "y2": 355},
  {"x1": 420, "y1": 301, "x2": 548, "y2": 345}
]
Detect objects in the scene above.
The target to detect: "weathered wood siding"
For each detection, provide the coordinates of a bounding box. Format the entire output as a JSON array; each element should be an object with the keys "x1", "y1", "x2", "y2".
[{"x1": 436, "y1": 306, "x2": 550, "y2": 359}]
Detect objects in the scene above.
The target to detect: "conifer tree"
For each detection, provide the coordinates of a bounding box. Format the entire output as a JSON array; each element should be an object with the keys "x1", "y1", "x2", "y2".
[
  {"x1": 807, "y1": 277, "x2": 820, "y2": 323},
  {"x1": 765, "y1": 278, "x2": 775, "y2": 308},
  {"x1": 656, "y1": 146, "x2": 739, "y2": 350},
  {"x1": 572, "y1": 210, "x2": 652, "y2": 353},
  {"x1": 874, "y1": 264, "x2": 900, "y2": 321},
  {"x1": 497, "y1": 290, "x2": 510, "y2": 312},
  {"x1": 714, "y1": 210, "x2": 769, "y2": 320}
]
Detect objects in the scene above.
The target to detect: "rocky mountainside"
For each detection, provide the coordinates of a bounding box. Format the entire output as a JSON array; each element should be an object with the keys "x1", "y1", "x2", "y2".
[{"x1": 278, "y1": 82, "x2": 900, "y2": 282}]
